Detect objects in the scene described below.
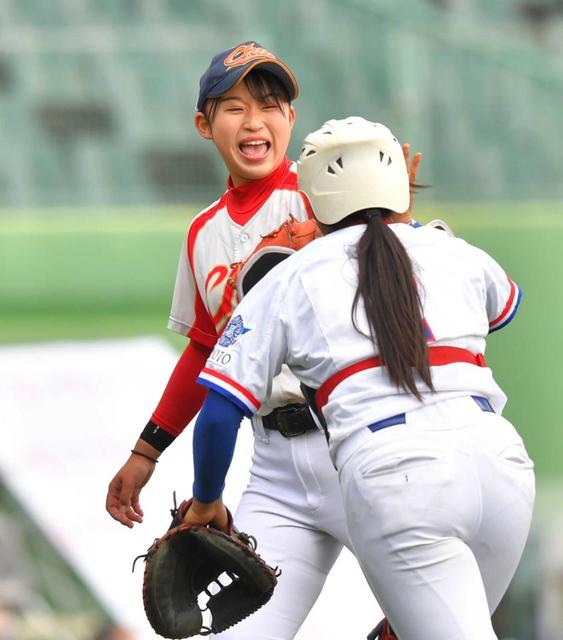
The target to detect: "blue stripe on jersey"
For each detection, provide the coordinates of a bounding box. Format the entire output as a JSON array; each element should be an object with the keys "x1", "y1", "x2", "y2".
[
  {"x1": 423, "y1": 319, "x2": 435, "y2": 341},
  {"x1": 196, "y1": 376, "x2": 254, "y2": 418},
  {"x1": 489, "y1": 286, "x2": 523, "y2": 334},
  {"x1": 192, "y1": 389, "x2": 244, "y2": 503}
]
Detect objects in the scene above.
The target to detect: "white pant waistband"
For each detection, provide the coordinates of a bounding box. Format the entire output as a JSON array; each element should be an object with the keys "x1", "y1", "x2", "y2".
[{"x1": 335, "y1": 395, "x2": 493, "y2": 471}]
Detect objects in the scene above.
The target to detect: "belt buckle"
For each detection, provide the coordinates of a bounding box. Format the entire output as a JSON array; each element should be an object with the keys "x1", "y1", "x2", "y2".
[{"x1": 274, "y1": 405, "x2": 309, "y2": 438}]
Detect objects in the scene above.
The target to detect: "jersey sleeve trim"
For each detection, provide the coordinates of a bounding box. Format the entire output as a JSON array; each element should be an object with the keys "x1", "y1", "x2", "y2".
[
  {"x1": 167, "y1": 315, "x2": 217, "y2": 348},
  {"x1": 489, "y1": 277, "x2": 522, "y2": 333},
  {"x1": 187, "y1": 324, "x2": 218, "y2": 348},
  {"x1": 167, "y1": 317, "x2": 190, "y2": 336},
  {"x1": 197, "y1": 367, "x2": 260, "y2": 417}
]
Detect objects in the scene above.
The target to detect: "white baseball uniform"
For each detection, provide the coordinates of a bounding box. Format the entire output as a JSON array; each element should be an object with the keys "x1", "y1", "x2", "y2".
[
  {"x1": 169, "y1": 158, "x2": 382, "y2": 639},
  {"x1": 198, "y1": 222, "x2": 535, "y2": 639}
]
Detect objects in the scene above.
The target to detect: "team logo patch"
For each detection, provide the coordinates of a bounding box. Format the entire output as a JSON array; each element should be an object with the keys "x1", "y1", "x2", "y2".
[
  {"x1": 223, "y1": 43, "x2": 277, "y2": 69},
  {"x1": 218, "y1": 315, "x2": 251, "y2": 347}
]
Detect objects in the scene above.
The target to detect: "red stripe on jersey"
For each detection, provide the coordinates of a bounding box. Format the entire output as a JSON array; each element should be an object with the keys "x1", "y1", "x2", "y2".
[
  {"x1": 201, "y1": 367, "x2": 261, "y2": 409},
  {"x1": 187, "y1": 288, "x2": 218, "y2": 347},
  {"x1": 316, "y1": 346, "x2": 487, "y2": 410},
  {"x1": 280, "y1": 162, "x2": 299, "y2": 189},
  {"x1": 298, "y1": 190, "x2": 315, "y2": 219},
  {"x1": 185, "y1": 201, "x2": 226, "y2": 346},
  {"x1": 489, "y1": 277, "x2": 516, "y2": 328},
  {"x1": 275, "y1": 162, "x2": 314, "y2": 220},
  {"x1": 187, "y1": 200, "x2": 225, "y2": 268}
]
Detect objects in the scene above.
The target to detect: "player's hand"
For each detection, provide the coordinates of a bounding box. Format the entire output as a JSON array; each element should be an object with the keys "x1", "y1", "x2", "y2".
[
  {"x1": 106, "y1": 454, "x2": 156, "y2": 528},
  {"x1": 402, "y1": 142, "x2": 423, "y2": 219},
  {"x1": 183, "y1": 498, "x2": 229, "y2": 531}
]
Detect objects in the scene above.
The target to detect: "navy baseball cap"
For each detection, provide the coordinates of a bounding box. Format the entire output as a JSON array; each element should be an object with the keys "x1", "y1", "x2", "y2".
[{"x1": 196, "y1": 41, "x2": 299, "y2": 112}]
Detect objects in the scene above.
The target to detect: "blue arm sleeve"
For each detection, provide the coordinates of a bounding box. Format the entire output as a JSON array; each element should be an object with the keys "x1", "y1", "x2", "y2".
[{"x1": 192, "y1": 389, "x2": 245, "y2": 503}]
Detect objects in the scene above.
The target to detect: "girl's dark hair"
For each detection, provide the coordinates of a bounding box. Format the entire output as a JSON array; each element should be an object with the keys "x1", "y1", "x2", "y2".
[
  {"x1": 349, "y1": 209, "x2": 434, "y2": 400},
  {"x1": 203, "y1": 69, "x2": 291, "y2": 123}
]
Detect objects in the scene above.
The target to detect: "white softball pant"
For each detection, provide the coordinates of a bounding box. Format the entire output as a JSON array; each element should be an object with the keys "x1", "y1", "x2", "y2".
[
  {"x1": 338, "y1": 395, "x2": 535, "y2": 640},
  {"x1": 213, "y1": 426, "x2": 383, "y2": 639}
]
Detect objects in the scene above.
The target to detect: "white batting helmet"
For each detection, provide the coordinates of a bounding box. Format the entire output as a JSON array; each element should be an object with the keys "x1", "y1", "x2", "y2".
[{"x1": 297, "y1": 116, "x2": 409, "y2": 226}]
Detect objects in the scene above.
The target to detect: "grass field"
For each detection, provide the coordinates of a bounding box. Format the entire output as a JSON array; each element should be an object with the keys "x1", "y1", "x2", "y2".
[{"x1": 2, "y1": 200, "x2": 562, "y2": 477}]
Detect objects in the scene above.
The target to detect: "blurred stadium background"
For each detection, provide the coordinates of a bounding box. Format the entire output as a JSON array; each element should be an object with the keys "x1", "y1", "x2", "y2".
[{"x1": 1, "y1": 0, "x2": 562, "y2": 638}]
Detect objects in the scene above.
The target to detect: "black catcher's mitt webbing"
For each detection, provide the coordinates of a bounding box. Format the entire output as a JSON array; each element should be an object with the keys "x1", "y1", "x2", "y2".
[{"x1": 138, "y1": 497, "x2": 280, "y2": 639}]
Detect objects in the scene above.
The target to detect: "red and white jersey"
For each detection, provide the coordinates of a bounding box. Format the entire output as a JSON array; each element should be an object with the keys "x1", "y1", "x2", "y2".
[
  {"x1": 168, "y1": 157, "x2": 312, "y2": 414},
  {"x1": 197, "y1": 223, "x2": 522, "y2": 461}
]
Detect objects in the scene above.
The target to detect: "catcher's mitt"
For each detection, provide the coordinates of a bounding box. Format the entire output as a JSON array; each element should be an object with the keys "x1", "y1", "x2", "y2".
[
  {"x1": 228, "y1": 214, "x2": 322, "y2": 299},
  {"x1": 136, "y1": 495, "x2": 280, "y2": 639}
]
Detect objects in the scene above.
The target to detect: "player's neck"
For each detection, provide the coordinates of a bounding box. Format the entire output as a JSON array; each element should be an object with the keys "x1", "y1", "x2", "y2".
[
  {"x1": 227, "y1": 157, "x2": 290, "y2": 192},
  {"x1": 225, "y1": 157, "x2": 291, "y2": 221}
]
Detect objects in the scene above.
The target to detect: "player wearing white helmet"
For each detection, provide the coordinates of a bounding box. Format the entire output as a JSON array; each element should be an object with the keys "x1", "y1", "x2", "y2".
[{"x1": 182, "y1": 117, "x2": 535, "y2": 639}]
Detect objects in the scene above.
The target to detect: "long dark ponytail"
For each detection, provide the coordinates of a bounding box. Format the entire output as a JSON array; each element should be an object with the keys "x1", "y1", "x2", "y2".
[{"x1": 350, "y1": 209, "x2": 434, "y2": 400}]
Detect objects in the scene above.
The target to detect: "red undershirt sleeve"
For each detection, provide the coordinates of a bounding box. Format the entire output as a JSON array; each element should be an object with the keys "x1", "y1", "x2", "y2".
[{"x1": 149, "y1": 339, "x2": 212, "y2": 437}]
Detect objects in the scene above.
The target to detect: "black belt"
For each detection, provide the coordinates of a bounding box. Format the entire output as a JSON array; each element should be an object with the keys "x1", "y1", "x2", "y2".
[{"x1": 262, "y1": 403, "x2": 318, "y2": 438}]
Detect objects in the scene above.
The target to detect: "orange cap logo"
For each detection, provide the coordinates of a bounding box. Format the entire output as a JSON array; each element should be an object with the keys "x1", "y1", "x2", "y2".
[{"x1": 223, "y1": 43, "x2": 277, "y2": 69}]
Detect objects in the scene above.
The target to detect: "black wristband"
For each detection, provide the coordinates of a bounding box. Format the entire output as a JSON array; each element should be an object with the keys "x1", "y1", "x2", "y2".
[{"x1": 140, "y1": 420, "x2": 176, "y2": 453}]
